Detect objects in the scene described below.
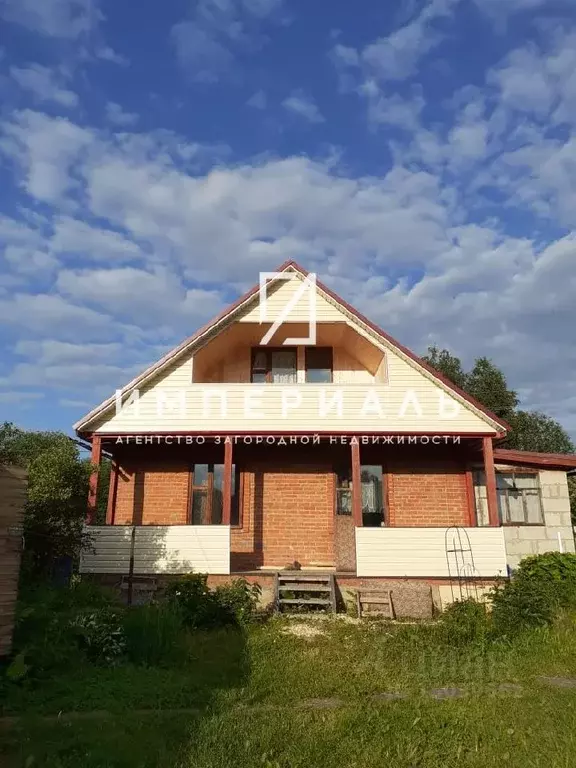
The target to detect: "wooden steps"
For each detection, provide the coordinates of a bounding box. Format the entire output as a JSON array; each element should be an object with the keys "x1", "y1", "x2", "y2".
[{"x1": 274, "y1": 573, "x2": 337, "y2": 613}]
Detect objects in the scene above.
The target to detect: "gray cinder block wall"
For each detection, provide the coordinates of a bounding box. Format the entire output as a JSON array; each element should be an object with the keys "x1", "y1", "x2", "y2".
[
  {"x1": 503, "y1": 470, "x2": 575, "y2": 569},
  {"x1": 474, "y1": 467, "x2": 575, "y2": 570}
]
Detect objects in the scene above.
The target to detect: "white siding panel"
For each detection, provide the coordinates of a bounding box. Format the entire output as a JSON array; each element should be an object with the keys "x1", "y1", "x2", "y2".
[
  {"x1": 80, "y1": 526, "x2": 230, "y2": 575},
  {"x1": 240, "y1": 278, "x2": 344, "y2": 323},
  {"x1": 96, "y1": 383, "x2": 495, "y2": 433},
  {"x1": 355, "y1": 527, "x2": 507, "y2": 578}
]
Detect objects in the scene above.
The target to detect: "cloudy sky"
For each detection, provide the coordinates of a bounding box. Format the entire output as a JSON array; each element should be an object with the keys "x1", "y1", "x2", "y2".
[{"x1": 0, "y1": 0, "x2": 575, "y2": 436}]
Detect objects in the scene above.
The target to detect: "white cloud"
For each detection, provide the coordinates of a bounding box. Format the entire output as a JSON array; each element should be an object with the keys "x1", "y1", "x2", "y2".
[
  {"x1": 282, "y1": 90, "x2": 324, "y2": 123},
  {"x1": 359, "y1": 82, "x2": 425, "y2": 131},
  {"x1": 105, "y1": 102, "x2": 139, "y2": 127},
  {"x1": 171, "y1": 0, "x2": 284, "y2": 80},
  {"x1": 0, "y1": 391, "x2": 44, "y2": 403},
  {"x1": 95, "y1": 46, "x2": 129, "y2": 66},
  {"x1": 50, "y1": 216, "x2": 143, "y2": 263},
  {"x1": 333, "y1": 0, "x2": 459, "y2": 86},
  {"x1": 247, "y1": 89, "x2": 267, "y2": 109},
  {"x1": 15, "y1": 339, "x2": 123, "y2": 367},
  {"x1": 489, "y1": 32, "x2": 576, "y2": 126},
  {"x1": 0, "y1": 293, "x2": 115, "y2": 341},
  {"x1": 0, "y1": 110, "x2": 91, "y2": 203},
  {"x1": 56, "y1": 266, "x2": 225, "y2": 327},
  {"x1": 10, "y1": 64, "x2": 78, "y2": 107},
  {"x1": 172, "y1": 22, "x2": 233, "y2": 82},
  {"x1": 0, "y1": 0, "x2": 99, "y2": 39}
]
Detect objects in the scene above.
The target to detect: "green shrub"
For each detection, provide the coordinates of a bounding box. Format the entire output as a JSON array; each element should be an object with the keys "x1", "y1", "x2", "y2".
[
  {"x1": 123, "y1": 603, "x2": 185, "y2": 666},
  {"x1": 438, "y1": 598, "x2": 490, "y2": 646},
  {"x1": 11, "y1": 581, "x2": 123, "y2": 677},
  {"x1": 489, "y1": 553, "x2": 576, "y2": 637},
  {"x1": 214, "y1": 579, "x2": 261, "y2": 624},
  {"x1": 514, "y1": 553, "x2": 576, "y2": 609},
  {"x1": 70, "y1": 609, "x2": 126, "y2": 665},
  {"x1": 165, "y1": 574, "x2": 261, "y2": 628},
  {"x1": 490, "y1": 576, "x2": 555, "y2": 636},
  {"x1": 165, "y1": 573, "x2": 226, "y2": 628}
]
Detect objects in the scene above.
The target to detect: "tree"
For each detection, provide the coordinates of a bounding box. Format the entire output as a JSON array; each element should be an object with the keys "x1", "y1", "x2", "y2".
[
  {"x1": 0, "y1": 422, "x2": 93, "y2": 575},
  {"x1": 465, "y1": 357, "x2": 519, "y2": 423},
  {"x1": 421, "y1": 345, "x2": 467, "y2": 390},
  {"x1": 424, "y1": 349, "x2": 576, "y2": 520},
  {"x1": 505, "y1": 411, "x2": 574, "y2": 453}
]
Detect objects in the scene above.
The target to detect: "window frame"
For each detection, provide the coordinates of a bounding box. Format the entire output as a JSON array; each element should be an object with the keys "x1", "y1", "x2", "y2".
[
  {"x1": 305, "y1": 346, "x2": 333, "y2": 384},
  {"x1": 250, "y1": 346, "x2": 298, "y2": 384},
  {"x1": 496, "y1": 470, "x2": 544, "y2": 526},
  {"x1": 334, "y1": 464, "x2": 386, "y2": 526},
  {"x1": 188, "y1": 464, "x2": 242, "y2": 526}
]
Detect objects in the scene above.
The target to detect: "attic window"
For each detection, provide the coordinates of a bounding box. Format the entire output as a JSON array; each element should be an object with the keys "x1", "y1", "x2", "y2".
[
  {"x1": 251, "y1": 348, "x2": 297, "y2": 383},
  {"x1": 305, "y1": 347, "x2": 333, "y2": 383}
]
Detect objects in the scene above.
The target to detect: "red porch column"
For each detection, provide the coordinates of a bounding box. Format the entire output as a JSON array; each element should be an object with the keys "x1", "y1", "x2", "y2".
[
  {"x1": 222, "y1": 438, "x2": 233, "y2": 525},
  {"x1": 351, "y1": 439, "x2": 362, "y2": 527},
  {"x1": 106, "y1": 460, "x2": 118, "y2": 525},
  {"x1": 482, "y1": 437, "x2": 499, "y2": 526},
  {"x1": 86, "y1": 435, "x2": 102, "y2": 525}
]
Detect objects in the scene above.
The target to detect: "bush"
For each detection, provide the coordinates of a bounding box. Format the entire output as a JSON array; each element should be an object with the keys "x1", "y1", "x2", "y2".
[
  {"x1": 165, "y1": 574, "x2": 261, "y2": 628},
  {"x1": 123, "y1": 603, "x2": 185, "y2": 666},
  {"x1": 214, "y1": 579, "x2": 261, "y2": 624},
  {"x1": 10, "y1": 580, "x2": 123, "y2": 677},
  {"x1": 164, "y1": 573, "x2": 225, "y2": 628},
  {"x1": 438, "y1": 598, "x2": 490, "y2": 646},
  {"x1": 514, "y1": 552, "x2": 576, "y2": 609},
  {"x1": 70, "y1": 609, "x2": 126, "y2": 665},
  {"x1": 489, "y1": 553, "x2": 576, "y2": 636},
  {"x1": 490, "y1": 576, "x2": 555, "y2": 636}
]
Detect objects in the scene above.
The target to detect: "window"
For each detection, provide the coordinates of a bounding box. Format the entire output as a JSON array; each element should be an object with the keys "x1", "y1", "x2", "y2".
[
  {"x1": 336, "y1": 469, "x2": 352, "y2": 515},
  {"x1": 251, "y1": 348, "x2": 297, "y2": 383},
  {"x1": 497, "y1": 472, "x2": 543, "y2": 525},
  {"x1": 189, "y1": 464, "x2": 240, "y2": 525},
  {"x1": 335, "y1": 465, "x2": 386, "y2": 526},
  {"x1": 361, "y1": 465, "x2": 385, "y2": 527},
  {"x1": 305, "y1": 347, "x2": 333, "y2": 383}
]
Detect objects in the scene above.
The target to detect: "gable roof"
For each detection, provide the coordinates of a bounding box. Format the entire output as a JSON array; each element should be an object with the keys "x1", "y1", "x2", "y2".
[{"x1": 74, "y1": 260, "x2": 510, "y2": 434}]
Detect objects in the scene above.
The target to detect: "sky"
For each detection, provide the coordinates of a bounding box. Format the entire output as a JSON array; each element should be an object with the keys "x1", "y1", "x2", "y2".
[{"x1": 0, "y1": 0, "x2": 575, "y2": 438}]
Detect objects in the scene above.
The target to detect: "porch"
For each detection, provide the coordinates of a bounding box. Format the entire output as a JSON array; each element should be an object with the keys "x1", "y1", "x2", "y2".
[{"x1": 82, "y1": 434, "x2": 508, "y2": 581}]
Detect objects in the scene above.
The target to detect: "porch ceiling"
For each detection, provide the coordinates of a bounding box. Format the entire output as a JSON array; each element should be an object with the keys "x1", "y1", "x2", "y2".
[{"x1": 193, "y1": 321, "x2": 384, "y2": 382}]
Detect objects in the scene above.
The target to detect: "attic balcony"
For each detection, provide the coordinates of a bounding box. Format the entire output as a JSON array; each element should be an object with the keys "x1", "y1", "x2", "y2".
[{"x1": 191, "y1": 322, "x2": 387, "y2": 386}]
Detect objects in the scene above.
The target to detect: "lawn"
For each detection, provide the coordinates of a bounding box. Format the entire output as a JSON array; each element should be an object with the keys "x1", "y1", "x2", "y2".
[{"x1": 2, "y1": 614, "x2": 576, "y2": 767}]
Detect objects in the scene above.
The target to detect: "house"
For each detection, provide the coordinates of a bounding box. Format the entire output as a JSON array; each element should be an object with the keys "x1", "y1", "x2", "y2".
[{"x1": 75, "y1": 261, "x2": 576, "y2": 615}]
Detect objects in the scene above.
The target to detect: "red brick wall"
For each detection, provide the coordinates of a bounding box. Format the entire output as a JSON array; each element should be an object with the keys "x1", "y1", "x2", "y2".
[
  {"x1": 232, "y1": 464, "x2": 334, "y2": 570},
  {"x1": 114, "y1": 462, "x2": 189, "y2": 525},
  {"x1": 386, "y1": 462, "x2": 470, "y2": 527}
]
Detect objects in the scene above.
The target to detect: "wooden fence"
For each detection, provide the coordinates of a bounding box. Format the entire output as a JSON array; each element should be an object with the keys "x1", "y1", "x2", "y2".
[{"x1": 0, "y1": 465, "x2": 27, "y2": 657}]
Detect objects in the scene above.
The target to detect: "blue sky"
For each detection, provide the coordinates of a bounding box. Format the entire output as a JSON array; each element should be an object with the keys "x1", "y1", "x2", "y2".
[{"x1": 0, "y1": 0, "x2": 576, "y2": 437}]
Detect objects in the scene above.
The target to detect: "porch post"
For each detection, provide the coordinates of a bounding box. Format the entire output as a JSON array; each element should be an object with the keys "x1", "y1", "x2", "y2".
[
  {"x1": 106, "y1": 460, "x2": 118, "y2": 525},
  {"x1": 222, "y1": 438, "x2": 233, "y2": 525},
  {"x1": 86, "y1": 435, "x2": 102, "y2": 525},
  {"x1": 351, "y1": 439, "x2": 362, "y2": 527},
  {"x1": 482, "y1": 437, "x2": 499, "y2": 526}
]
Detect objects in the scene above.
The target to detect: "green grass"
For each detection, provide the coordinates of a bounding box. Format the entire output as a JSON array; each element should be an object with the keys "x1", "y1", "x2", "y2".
[{"x1": 3, "y1": 615, "x2": 576, "y2": 766}]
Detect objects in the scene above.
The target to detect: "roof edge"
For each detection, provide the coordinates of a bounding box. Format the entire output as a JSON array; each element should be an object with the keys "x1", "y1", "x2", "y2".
[{"x1": 493, "y1": 448, "x2": 576, "y2": 469}]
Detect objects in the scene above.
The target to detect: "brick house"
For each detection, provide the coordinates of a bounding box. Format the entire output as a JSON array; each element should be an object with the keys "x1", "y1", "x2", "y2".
[{"x1": 76, "y1": 261, "x2": 576, "y2": 613}]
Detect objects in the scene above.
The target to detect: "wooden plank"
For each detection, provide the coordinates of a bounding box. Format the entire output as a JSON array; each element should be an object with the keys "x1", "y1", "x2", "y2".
[{"x1": 279, "y1": 598, "x2": 332, "y2": 605}]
